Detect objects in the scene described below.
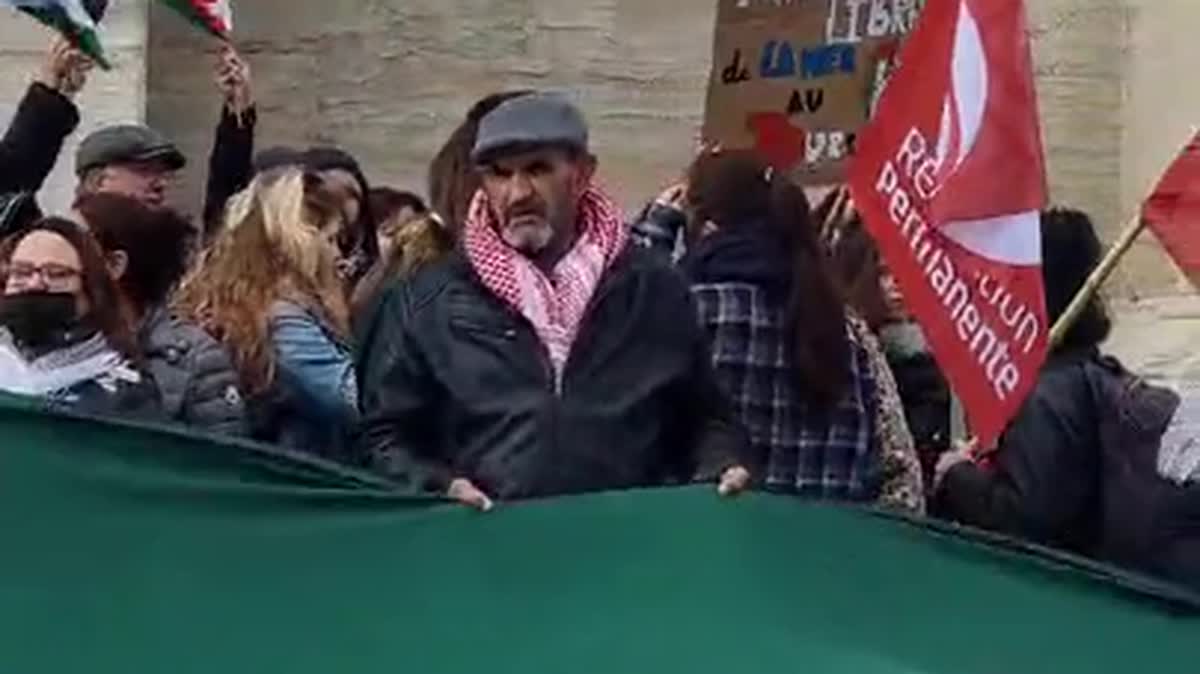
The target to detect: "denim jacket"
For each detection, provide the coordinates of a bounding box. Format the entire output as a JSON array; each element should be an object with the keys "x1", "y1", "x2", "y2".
[{"x1": 253, "y1": 301, "x2": 358, "y2": 458}]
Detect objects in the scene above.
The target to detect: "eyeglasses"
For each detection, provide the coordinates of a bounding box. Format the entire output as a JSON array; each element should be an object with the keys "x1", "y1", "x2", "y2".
[{"x1": 4, "y1": 262, "x2": 83, "y2": 291}]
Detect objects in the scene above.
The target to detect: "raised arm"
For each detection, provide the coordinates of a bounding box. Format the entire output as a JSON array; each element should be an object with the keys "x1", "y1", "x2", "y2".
[
  {"x1": 0, "y1": 37, "x2": 88, "y2": 195},
  {"x1": 203, "y1": 45, "x2": 256, "y2": 240}
]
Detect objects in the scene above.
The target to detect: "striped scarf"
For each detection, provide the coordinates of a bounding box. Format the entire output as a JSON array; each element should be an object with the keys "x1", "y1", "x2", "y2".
[{"x1": 463, "y1": 184, "x2": 627, "y2": 386}]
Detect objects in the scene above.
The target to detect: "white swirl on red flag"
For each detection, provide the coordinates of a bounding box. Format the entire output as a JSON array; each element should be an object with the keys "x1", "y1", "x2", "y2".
[{"x1": 934, "y1": 0, "x2": 986, "y2": 183}]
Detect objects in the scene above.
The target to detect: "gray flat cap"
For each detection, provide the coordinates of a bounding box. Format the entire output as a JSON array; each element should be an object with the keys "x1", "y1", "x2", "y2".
[
  {"x1": 75, "y1": 124, "x2": 186, "y2": 176},
  {"x1": 471, "y1": 93, "x2": 589, "y2": 163}
]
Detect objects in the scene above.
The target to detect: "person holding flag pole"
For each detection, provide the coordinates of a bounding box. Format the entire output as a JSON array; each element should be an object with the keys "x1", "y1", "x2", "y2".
[
  {"x1": 157, "y1": 1, "x2": 241, "y2": 124},
  {"x1": 844, "y1": 0, "x2": 1199, "y2": 584},
  {"x1": 152, "y1": 1, "x2": 290, "y2": 240},
  {"x1": 0, "y1": 35, "x2": 92, "y2": 222},
  {"x1": 0, "y1": 1, "x2": 104, "y2": 236},
  {"x1": 927, "y1": 75, "x2": 1200, "y2": 588},
  {"x1": 932, "y1": 208, "x2": 1118, "y2": 553},
  {"x1": 0, "y1": 0, "x2": 254, "y2": 229}
]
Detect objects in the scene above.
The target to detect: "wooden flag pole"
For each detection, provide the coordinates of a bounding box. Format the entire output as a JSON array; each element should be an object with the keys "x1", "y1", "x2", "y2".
[{"x1": 1048, "y1": 215, "x2": 1146, "y2": 348}]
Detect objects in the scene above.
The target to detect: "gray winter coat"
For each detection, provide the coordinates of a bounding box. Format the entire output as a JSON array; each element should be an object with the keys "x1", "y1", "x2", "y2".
[{"x1": 140, "y1": 308, "x2": 246, "y2": 437}]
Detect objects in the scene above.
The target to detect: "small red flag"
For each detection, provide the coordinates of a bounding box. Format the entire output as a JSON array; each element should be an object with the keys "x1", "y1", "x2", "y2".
[
  {"x1": 159, "y1": 0, "x2": 231, "y2": 39},
  {"x1": 849, "y1": 0, "x2": 1049, "y2": 447},
  {"x1": 1143, "y1": 133, "x2": 1200, "y2": 288}
]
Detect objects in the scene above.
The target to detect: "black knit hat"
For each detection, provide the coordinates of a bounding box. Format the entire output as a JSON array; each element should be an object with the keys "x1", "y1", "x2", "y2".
[
  {"x1": 302, "y1": 147, "x2": 378, "y2": 270},
  {"x1": 253, "y1": 146, "x2": 303, "y2": 174}
]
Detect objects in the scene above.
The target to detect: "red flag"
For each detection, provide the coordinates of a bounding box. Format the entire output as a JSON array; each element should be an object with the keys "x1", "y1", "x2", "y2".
[
  {"x1": 159, "y1": 0, "x2": 232, "y2": 38},
  {"x1": 1143, "y1": 133, "x2": 1200, "y2": 288},
  {"x1": 849, "y1": 0, "x2": 1049, "y2": 447}
]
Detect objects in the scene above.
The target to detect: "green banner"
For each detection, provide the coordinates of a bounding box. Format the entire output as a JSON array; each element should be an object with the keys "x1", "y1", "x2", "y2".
[{"x1": 0, "y1": 400, "x2": 1196, "y2": 673}]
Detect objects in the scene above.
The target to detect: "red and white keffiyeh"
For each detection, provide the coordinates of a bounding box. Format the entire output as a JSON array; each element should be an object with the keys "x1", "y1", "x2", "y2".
[{"x1": 463, "y1": 184, "x2": 628, "y2": 385}]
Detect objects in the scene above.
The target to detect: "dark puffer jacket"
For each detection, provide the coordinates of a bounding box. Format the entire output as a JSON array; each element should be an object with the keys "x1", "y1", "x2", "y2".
[
  {"x1": 140, "y1": 308, "x2": 246, "y2": 437},
  {"x1": 356, "y1": 247, "x2": 748, "y2": 500}
]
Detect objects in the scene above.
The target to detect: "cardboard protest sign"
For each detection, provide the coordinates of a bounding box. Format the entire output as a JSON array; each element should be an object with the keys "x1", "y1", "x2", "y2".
[
  {"x1": 849, "y1": 0, "x2": 1048, "y2": 447},
  {"x1": 702, "y1": 0, "x2": 918, "y2": 184}
]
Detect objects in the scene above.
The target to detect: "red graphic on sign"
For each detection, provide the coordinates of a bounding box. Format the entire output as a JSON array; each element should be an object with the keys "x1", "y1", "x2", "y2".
[{"x1": 748, "y1": 112, "x2": 808, "y2": 170}]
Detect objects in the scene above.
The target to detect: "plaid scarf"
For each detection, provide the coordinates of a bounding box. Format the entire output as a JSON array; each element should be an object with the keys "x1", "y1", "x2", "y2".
[{"x1": 463, "y1": 184, "x2": 628, "y2": 385}]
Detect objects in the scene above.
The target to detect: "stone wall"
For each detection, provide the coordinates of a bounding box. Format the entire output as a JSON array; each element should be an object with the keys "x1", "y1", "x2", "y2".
[
  {"x1": 0, "y1": 0, "x2": 149, "y2": 213},
  {"x1": 5, "y1": 0, "x2": 1200, "y2": 303},
  {"x1": 141, "y1": 0, "x2": 1148, "y2": 268},
  {"x1": 146, "y1": 0, "x2": 719, "y2": 219},
  {"x1": 1028, "y1": 0, "x2": 1126, "y2": 283}
]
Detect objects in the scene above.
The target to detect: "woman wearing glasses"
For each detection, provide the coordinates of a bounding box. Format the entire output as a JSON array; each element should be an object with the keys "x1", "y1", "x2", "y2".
[{"x1": 0, "y1": 217, "x2": 160, "y2": 418}]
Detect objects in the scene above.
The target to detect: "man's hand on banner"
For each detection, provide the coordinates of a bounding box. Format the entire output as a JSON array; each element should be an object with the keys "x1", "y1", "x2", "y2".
[
  {"x1": 717, "y1": 465, "x2": 751, "y2": 498},
  {"x1": 37, "y1": 36, "x2": 93, "y2": 99},
  {"x1": 447, "y1": 478, "x2": 495, "y2": 512},
  {"x1": 215, "y1": 44, "x2": 253, "y2": 113}
]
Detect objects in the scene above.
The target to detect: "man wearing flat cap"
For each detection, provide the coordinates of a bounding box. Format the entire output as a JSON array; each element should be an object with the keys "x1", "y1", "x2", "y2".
[
  {"x1": 75, "y1": 124, "x2": 186, "y2": 209},
  {"x1": 358, "y1": 92, "x2": 751, "y2": 510},
  {"x1": 1, "y1": 29, "x2": 251, "y2": 222}
]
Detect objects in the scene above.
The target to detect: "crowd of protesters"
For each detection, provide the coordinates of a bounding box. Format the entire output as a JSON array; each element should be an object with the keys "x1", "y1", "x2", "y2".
[{"x1": 0, "y1": 38, "x2": 1197, "y2": 589}]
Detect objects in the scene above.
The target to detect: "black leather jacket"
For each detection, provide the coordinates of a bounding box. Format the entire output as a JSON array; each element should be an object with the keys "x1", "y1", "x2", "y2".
[
  {"x1": 0, "y1": 83, "x2": 79, "y2": 198},
  {"x1": 356, "y1": 246, "x2": 748, "y2": 500}
]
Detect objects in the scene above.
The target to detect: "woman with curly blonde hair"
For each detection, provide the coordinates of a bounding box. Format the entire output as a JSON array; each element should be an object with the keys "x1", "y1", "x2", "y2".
[{"x1": 175, "y1": 168, "x2": 358, "y2": 458}]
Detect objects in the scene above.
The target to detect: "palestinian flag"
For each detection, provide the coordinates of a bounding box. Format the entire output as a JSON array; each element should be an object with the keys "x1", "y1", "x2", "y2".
[
  {"x1": 0, "y1": 396, "x2": 1197, "y2": 672},
  {"x1": 159, "y1": 0, "x2": 231, "y2": 38},
  {"x1": 1, "y1": 0, "x2": 110, "y2": 69}
]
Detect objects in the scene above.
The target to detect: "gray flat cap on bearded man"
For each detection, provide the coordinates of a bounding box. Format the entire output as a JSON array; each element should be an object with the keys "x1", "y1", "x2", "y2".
[
  {"x1": 75, "y1": 124, "x2": 187, "y2": 177},
  {"x1": 471, "y1": 93, "x2": 589, "y2": 164}
]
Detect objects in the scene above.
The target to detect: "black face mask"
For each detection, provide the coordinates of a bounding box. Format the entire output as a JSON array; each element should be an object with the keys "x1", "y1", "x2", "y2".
[{"x1": 0, "y1": 291, "x2": 82, "y2": 350}]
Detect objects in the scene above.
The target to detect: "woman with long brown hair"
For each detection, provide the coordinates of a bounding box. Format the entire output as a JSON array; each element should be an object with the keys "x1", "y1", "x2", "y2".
[
  {"x1": 0, "y1": 217, "x2": 159, "y2": 418},
  {"x1": 680, "y1": 150, "x2": 922, "y2": 511},
  {"x1": 426, "y1": 90, "x2": 532, "y2": 232},
  {"x1": 175, "y1": 168, "x2": 357, "y2": 458}
]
